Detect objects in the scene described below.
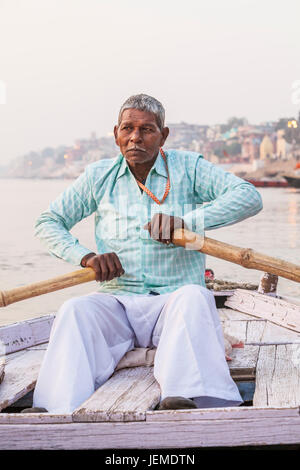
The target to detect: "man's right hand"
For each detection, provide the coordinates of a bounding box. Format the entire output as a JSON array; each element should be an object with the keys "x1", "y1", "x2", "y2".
[{"x1": 80, "y1": 252, "x2": 125, "y2": 282}]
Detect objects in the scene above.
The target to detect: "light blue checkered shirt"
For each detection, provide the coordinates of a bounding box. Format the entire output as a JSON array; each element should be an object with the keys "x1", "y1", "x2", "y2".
[{"x1": 35, "y1": 150, "x2": 263, "y2": 295}]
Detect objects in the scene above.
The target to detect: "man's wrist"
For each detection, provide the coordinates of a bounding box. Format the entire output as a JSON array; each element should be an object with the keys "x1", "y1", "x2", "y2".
[{"x1": 80, "y1": 252, "x2": 96, "y2": 267}]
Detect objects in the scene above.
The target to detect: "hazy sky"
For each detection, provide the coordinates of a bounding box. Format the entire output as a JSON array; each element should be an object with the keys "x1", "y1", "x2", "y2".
[{"x1": 0, "y1": 0, "x2": 300, "y2": 164}]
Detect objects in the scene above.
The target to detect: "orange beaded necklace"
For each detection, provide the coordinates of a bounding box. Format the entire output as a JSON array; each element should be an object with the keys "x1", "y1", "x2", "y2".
[{"x1": 136, "y1": 148, "x2": 170, "y2": 205}]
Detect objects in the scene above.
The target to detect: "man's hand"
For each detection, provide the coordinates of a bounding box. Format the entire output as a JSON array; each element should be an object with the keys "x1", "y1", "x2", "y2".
[
  {"x1": 143, "y1": 213, "x2": 186, "y2": 245},
  {"x1": 81, "y1": 252, "x2": 125, "y2": 282}
]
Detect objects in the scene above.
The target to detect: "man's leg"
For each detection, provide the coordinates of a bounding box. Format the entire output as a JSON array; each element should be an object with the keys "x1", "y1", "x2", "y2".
[
  {"x1": 151, "y1": 285, "x2": 243, "y2": 408},
  {"x1": 33, "y1": 293, "x2": 135, "y2": 414}
]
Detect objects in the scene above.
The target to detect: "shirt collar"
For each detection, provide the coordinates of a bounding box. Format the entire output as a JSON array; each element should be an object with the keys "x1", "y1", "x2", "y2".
[
  {"x1": 116, "y1": 150, "x2": 168, "y2": 180},
  {"x1": 116, "y1": 153, "x2": 129, "y2": 179},
  {"x1": 152, "y1": 149, "x2": 168, "y2": 178}
]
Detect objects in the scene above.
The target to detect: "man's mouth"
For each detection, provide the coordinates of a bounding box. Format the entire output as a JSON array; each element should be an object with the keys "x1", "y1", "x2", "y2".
[{"x1": 126, "y1": 147, "x2": 146, "y2": 153}]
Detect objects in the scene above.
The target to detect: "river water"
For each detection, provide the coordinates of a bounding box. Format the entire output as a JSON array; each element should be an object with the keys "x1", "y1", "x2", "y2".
[{"x1": 0, "y1": 179, "x2": 299, "y2": 326}]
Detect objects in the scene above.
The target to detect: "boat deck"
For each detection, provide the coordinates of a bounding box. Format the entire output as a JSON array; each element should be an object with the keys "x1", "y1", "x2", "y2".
[{"x1": 0, "y1": 293, "x2": 300, "y2": 449}]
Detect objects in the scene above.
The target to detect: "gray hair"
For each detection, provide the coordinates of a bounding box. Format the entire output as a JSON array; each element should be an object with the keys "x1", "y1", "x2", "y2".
[{"x1": 118, "y1": 94, "x2": 165, "y2": 130}]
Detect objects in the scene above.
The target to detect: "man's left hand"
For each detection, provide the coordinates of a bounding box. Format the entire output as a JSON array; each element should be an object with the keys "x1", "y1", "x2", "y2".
[{"x1": 143, "y1": 213, "x2": 186, "y2": 245}]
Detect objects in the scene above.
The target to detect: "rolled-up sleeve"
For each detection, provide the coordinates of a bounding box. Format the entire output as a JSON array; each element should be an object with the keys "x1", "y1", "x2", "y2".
[
  {"x1": 35, "y1": 167, "x2": 97, "y2": 266},
  {"x1": 183, "y1": 156, "x2": 263, "y2": 232}
]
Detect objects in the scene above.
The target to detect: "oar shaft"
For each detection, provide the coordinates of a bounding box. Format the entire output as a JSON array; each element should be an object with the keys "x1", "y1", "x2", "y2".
[
  {"x1": 173, "y1": 228, "x2": 300, "y2": 283},
  {"x1": 1, "y1": 229, "x2": 300, "y2": 308},
  {"x1": 0, "y1": 268, "x2": 96, "y2": 307}
]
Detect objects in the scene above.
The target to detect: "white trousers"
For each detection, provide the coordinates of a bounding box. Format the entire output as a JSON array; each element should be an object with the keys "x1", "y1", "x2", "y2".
[{"x1": 33, "y1": 284, "x2": 242, "y2": 413}]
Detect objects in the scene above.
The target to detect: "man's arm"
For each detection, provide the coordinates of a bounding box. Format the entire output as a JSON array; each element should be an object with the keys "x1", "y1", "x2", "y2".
[
  {"x1": 35, "y1": 167, "x2": 97, "y2": 266},
  {"x1": 183, "y1": 156, "x2": 263, "y2": 233},
  {"x1": 143, "y1": 156, "x2": 262, "y2": 244}
]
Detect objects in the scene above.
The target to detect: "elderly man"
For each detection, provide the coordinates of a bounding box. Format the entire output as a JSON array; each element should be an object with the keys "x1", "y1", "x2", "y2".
[{"x1": 29, "y1": 94, "x2": 262, "y2": 414}]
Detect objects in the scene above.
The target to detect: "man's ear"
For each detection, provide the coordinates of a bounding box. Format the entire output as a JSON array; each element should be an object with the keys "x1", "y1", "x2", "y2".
[
  {"x1": 160, "y1": 127, "x2": 169, "y2": 146},
  {"x1": 114, "y1": 125, "x2": 119, "y2": 146}
]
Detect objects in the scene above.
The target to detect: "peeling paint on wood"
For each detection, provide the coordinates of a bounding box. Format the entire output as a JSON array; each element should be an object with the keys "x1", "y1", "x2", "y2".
[
  {"x1": 0, "y1": 349, "x2": 45, "y2": 411},
  {"x1": 0, "y1": 315, "x2": 54, "y2": 354},
  {"x1": 225, "y1": 290, "x2": 300, "y2": 333}
]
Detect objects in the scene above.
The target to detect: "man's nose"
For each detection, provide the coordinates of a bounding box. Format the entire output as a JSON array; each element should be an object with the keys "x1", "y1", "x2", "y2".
[{"x1": 130, "y1": 129, "x2": 142, "y2": 142}]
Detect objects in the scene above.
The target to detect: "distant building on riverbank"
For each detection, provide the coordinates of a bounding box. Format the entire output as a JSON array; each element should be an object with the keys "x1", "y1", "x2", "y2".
[
  {"x1": 276, "y1": 130, "x2": 292, "y2": 160},
  {"x1": 260, "y1": 135, "x2": 275, "y2": 160}
]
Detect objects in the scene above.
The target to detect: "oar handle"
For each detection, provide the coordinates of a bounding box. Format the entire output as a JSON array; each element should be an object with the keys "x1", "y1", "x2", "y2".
[{"x1": 0, "y1": 268, "x2": 96, "y2": 307}]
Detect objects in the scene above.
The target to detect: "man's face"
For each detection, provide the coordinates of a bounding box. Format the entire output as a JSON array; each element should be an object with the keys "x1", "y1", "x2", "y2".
[{"x1": 114, "y1": 109, "x2": 169, "y2": 167}]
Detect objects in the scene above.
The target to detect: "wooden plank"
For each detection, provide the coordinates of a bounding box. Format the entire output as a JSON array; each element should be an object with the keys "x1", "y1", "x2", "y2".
[
  {"x1": 237, "y1": 319, "x2": 300, "y2": 346},
  {"x1": 0, "y1": 349, "x2": 45, "y2": 411},
  {"x1": 280, "y1": 295, "x2": 300, "y2": 307},
  {"x1": 3, "y1": 349, "x2": 28, "y2": 364},
  {"x1": 6, "y1": 390, "x2": 33, "y2": 408},
  {"x1": 225, "y1": 289, "x2": 300, "y2": 333},
  {"x1": 218, "y1": 308, "x2": 261, "y2": 321},
  {"x1": 146, "y1": 406, "x2": 300, "y2": 422},
  {"x1": 212, "y1": 290, "x2": 234, "y2": 297},
  {"x1": 72, "y1": 366, "x2": 161, "y2": 422},
  {"x1": 222, "y1": 320, "x2": 247, "y2": 343},
  {"x1": 0, "y1": 413, "x2": 72, "y2": 424},
  {"x1": 0, "y1": 357, "x2": 4, "y2": 385},
  {"x1": 1, "y1": 417, "x2": 300, "y2": 449},
  {"x1": 220, "y1": 320, "x2": 259, "y2": 378},
  {"x1": 245, "y1": 320, "x2": 267, "y2": 343},
  {"x1": 253, "y1": 344, "x2": 300, "y2": 407},
  {"x1": 259, "y1": 322, "x2": 300, "y2": 344},
  {"x1": 0, "y1": 315, "x2": 54, "y2": 354},
  {"x1": 228, "y1": 345, "x2": 259, "y2": 380},
  {"x1": 27, "y1": 344, "x2": 48, "y2": 350},
  {"x1": 1, "y1": 405, "x2": 297, "y2": 425}
]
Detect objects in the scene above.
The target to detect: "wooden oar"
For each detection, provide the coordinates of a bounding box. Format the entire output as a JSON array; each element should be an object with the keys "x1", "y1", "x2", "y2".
[
  {"x1": 172, "y1": 228, "x2": 300, "y2": 283},
  {"x1": 0, "y1": 228, "x2": 299, "y2": 308},
  {"x1": 0, "y1": 267, "x2": 96, "y2": 308}
]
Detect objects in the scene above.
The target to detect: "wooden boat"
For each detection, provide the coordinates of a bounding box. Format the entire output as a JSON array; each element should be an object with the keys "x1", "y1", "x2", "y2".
[
  {"x1": 0, "y1": 280, "x2": 300, "y2": 450},
  {"x1": 1, "y1": 229, "x2": 300, "y2": 450},
  {"x1": 245, "y1": 178, "x2": 288, "y2": 188},
  {"x1": 283, "y1": 175, "x2": 300, "y2": 188}
]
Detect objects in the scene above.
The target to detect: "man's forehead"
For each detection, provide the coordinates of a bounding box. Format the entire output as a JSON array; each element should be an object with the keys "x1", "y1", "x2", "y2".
[
  {"x1": 120, "y1": 119, "x2": 157, "y2": 127},
  {"x1": 119, "y1": 109, "x2": 159, "y2": 126}
]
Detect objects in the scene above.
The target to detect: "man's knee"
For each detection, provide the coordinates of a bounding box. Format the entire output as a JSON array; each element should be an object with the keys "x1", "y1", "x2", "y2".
[
  {"x1": 58, "y1": 296, "x2": 87, "y2": 317},
  {"x1": 167, "y1": 284, "x2": 215, "y2": 320},
  {"x1": 173, "y1": 284, "x2": 213, "y2": 301},
  {"x1": 57, "y1": 294, "x2": 105, "y2": 325}
]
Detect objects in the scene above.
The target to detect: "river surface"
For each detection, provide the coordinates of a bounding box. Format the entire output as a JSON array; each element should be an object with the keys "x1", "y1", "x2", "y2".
[{"x1": 0, "y1": 179, "x2": 299, "y2": 326}]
